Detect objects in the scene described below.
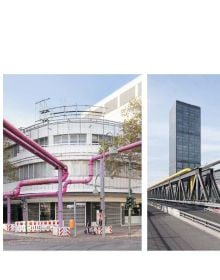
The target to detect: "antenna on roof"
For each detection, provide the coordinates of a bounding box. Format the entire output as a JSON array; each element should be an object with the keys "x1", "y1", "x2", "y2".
[{"x1": 35, "y1": 98, "x2": 51, "y2": 122}]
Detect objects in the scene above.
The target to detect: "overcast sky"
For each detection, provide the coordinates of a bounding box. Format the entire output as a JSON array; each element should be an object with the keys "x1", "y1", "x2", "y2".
[
  {"x1": 3, "y1": 74, "x2": 138, "y2": 127},
  {"x1": 148, "y1": 75, "x2": 220, "y2": 186}
]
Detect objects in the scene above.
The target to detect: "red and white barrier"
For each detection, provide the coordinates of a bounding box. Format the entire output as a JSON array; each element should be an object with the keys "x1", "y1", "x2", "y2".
[
  {"x1": 105, "y1": 225, "x2": 113, "y2": 234},
  {"x1": 94, "y1": 225, "x2": 113, "y2": 235},
  {"x1": 52, "y1": 226, "x2": 71, "y2": 237},
  {"x1": 14, "y1": 220, "x2": 63, "y2": 233},
  {"x1": 3, "y1": 224, "x2": 15, "y2": 232}
]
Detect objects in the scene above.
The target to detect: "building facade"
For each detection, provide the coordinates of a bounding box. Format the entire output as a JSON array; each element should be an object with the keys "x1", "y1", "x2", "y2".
[
  {"x1": 169, "y1": 100, "x2": 201, "y2": 175},
  {"x1": 3, "y1": 76, "x2": 143, "y2": 226}
]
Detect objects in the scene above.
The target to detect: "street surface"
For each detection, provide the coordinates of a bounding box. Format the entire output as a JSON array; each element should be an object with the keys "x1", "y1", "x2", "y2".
[
  {"x1": 148, "y1": 205, "x2": 220, "y2": 250},
  {"x1": 4, "y1": 225, "x2": 141, "y2": 251}
]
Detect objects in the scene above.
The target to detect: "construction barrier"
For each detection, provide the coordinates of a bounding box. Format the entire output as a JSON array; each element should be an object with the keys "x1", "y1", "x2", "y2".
[
  {"x1": 14, "y1": 220, "x2": 64, "y2": 233},
  {"x1": 52, "y1": 226, "x2": 71, "y2": 237},
  {"x1": 94, "y1": 225, "x2": 113, "y2": 235},
  {"x1": 3, "y1": 224, "x2": 15, "y2": 232}
]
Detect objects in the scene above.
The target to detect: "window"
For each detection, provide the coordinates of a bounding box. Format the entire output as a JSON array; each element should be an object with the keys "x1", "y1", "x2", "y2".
[
  {"x1": 70, "y1": 134, "x2": 87, "y2": 144},
  {"x1": 35, "y1": 137, "x2": 48, "y2": 147},
  {"x1": 138, "y1": 82, "x2": 142, "y2": 96},
  {"x1": 79, "y1": 134, "x2": 86, "y2": 144},
  {"x1": 54, "y1": 134, "x2": 87, "y2": 144},
  {"x1": 5, "y1": 144, "x2": 19, "y2": 158},
  {"x1": 105, "y1": 98, "x2": 118, "y2": 114},
  {"x1": 54, "y1": 134, "x2": 68, "y2": 144},
  {"x1": 92, "y1": 134, "x2": 99, "y2": 144},
  {"x1": 120, "y1": 87, "x2": 135, "y2": 106},
  {"x1": 54, "y1": 135, "x2": 62, "y2": 144},
  {"x1": 34, "y1": 162, "x2": 46, "y2": 178},
  {"x1": 40, "y1": 203, "x2": 55, "y2": 220},
  {"x1": 92, "y1": 134, "x2": 113, "y2": 145}
]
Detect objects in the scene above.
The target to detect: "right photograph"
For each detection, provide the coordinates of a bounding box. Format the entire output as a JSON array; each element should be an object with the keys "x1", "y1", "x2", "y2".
[{"x1": 147, "y1": 74, "x2": 220, "y2": 250}]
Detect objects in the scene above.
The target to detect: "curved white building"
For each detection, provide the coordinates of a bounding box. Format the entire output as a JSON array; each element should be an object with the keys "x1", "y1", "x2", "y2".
[{"x1": 3, "y1": 76, "x2": 143, "y2": 226}]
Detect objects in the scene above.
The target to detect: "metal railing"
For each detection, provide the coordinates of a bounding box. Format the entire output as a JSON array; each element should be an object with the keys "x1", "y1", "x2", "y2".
[{"x1": 179, "y1": 211, "x2": 220, "y2": 232}]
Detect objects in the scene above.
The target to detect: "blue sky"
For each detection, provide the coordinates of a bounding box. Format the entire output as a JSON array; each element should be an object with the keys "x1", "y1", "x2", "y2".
[
  {"x1": 3, "y1": 74, "x2": 138, "y2": 127},
  {"x1": 148, "y1": 75, "x2": 220, "y2": 186}
]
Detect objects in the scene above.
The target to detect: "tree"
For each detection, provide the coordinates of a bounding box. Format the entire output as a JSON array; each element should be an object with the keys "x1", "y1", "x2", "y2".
[
  {"x1": 3, "y1": 137, "x2": 18, "y2": 182},
  {"x1": 117, "y1": 96, "x2": 141, "y2": 146},
  {"x1": 99, "y1": 97, "x2": 142, "y2": 177}
]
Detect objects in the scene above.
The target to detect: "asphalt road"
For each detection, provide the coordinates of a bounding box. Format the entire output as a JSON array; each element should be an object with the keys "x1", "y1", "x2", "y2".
[
  {"x1": 3, "y1": 226, "x2": 141, "y2": 251},
  {"x1": 148, "y1": 205, "x2": 220, "y2": 250}
]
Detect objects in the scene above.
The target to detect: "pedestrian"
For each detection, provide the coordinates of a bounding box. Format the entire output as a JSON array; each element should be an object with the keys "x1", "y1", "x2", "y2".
[{"x1": 98, "y1": 209, "x2": 103, "y2": 226}]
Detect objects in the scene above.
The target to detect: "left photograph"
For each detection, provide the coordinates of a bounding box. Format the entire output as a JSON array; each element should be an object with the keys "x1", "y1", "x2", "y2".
[{"x1": 3, "y1": 74, "x2": 142, "y2": 251}]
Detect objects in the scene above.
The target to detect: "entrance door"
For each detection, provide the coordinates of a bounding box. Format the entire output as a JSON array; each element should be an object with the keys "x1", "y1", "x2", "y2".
[
  {"x1": 86, "y1": 202, "x2": 100, "y2": 225},
  {"x1": 40, "y1": 202, "x2": 55, "y2": 220}
]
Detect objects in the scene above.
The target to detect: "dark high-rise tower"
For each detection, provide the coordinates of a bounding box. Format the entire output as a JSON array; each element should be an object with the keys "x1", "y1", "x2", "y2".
[{"x1": 169, "y1": 100, "x2": 201, "y2": 175}]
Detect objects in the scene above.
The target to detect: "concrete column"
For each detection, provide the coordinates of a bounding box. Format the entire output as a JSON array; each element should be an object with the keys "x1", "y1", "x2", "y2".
[
  {"x1": 7, "y1": 197, "x2": 11, "y2": 224},
  {"x1": 57, "y1": 168, "x2": 63, "y2": 227}
]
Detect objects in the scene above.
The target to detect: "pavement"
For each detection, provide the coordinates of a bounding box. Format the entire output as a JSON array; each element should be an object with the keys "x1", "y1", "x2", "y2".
[
  {"x1": 148, "y1": 205, "x2": 220, "y2": 250},
  {"x1": 3, "y1": 225, "x2": 141, "y2": 251}
]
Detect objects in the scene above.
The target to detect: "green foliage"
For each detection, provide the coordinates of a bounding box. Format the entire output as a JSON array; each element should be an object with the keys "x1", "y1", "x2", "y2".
[{"x1": 99, "y1": 97, "x2": 142, "y2": 178}]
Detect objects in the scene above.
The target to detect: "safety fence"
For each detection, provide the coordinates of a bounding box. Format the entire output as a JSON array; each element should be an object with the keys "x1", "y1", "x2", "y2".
[
  {"x1": 179, "y1": 211, "x2": 220, "y2": 232},
  {"x1": 3, "y1": 220, "x2": 64, "y2": 233}
]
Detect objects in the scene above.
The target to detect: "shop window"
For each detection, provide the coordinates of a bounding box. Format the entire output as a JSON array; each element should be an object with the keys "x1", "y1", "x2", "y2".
[{"x1": 40, "y1": 202, "x2": 55, "y2": 220}]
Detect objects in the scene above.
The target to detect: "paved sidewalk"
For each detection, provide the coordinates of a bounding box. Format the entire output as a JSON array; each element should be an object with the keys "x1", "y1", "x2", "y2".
[
  {"x1": 148, "y1": 205, "x2": 220, "y2": 250},
  {"x1": 3, "y1": 225, "x2": 141, "y2": 251}
]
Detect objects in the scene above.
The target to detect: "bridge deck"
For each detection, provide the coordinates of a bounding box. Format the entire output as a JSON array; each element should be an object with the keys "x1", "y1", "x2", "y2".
[
  {"x1": 148, "y1": 205, "x2": 220, "y2": 250},
  {"x1": 152, "y1": 202, "x2": 220, "y2": 224}
]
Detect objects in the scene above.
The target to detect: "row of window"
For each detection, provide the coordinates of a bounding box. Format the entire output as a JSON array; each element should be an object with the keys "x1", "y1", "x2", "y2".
[
  {"x1": 5, "y1": 158, "x2": 141, "y2": 182},
  {"x1": 104, "y1": 83, "x2": 141, "y2": 114},
  {"x1": 54, "y1": 134, "x2": 87, "y2": 144},
  {"x1": 176, "y1": 162, "x2": 200, "y2": 170},
  {"x1": 54, "y1": 134, "x2": 113, "y2": 145},
  {"x1": 6, "y1": 134, "x2": 115, "y2": 158}
]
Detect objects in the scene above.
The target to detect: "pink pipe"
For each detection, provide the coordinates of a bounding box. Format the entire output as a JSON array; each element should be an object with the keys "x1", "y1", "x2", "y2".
[
  {"x1": 4, "y1": 141, "x2": 141, "y2": 200},
  {"x1": 4, "y1": 128, "x2": 61, "y2": 169},
  {"x1": 3, "y1": 169, "x2": 68, "y2": 199},
  {"x1": 4, "y1": 119, "x2": 67, "y2": 170},
  {"x1": 3, "y1": 119, "x2": 69, "y2": 199},
  {"x1": 62, "y1": 140, "x2": 142, "y2": 191}
]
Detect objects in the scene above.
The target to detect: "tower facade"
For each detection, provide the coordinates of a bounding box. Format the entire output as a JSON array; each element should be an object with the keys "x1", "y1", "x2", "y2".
[{"x1": 169, "y1": 100, "x2": 201, "y2": 175}]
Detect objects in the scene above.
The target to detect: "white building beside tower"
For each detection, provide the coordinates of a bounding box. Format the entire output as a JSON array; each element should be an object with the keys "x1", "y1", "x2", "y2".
[{"x1": 3, "y1": 75, "x2": 143, "y2": 226}]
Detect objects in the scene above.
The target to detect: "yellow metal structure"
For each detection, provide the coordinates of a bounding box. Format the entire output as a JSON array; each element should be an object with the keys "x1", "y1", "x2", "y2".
[
  {"x1": 189, "y1": 175, "x2": 195, "y2": 194},
  {"x1": 149, "y1": 168, "x2": 191, "y2": 190}
]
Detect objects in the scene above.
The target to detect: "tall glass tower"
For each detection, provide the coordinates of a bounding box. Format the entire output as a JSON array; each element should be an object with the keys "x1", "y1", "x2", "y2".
[{"x1": 169, "y1": 100, "x2": 201, "y2": 175}]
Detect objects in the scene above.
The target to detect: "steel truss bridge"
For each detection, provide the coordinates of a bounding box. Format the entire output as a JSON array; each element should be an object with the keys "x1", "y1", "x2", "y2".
[{"x1": 148, "y1": 160, "x2": 220, "y2": 207}]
